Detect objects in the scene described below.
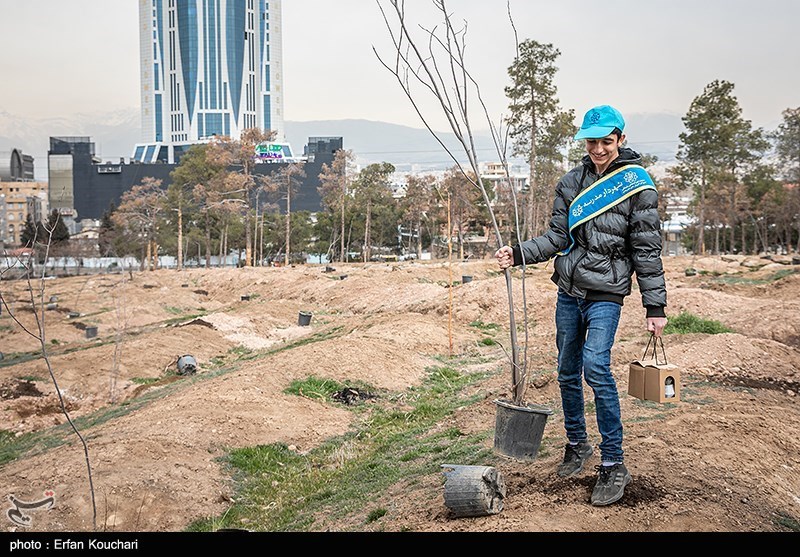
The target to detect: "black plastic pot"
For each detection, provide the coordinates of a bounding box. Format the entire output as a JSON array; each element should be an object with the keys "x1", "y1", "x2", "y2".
[
  {"x1": 440, "y1": 464, "x2": 506, "y2": 517},
  {"x1": 177, "y1": 355, "x2": 198, "y2": 375},
  {"x1": 298, "y1": 311, "x2": 312, "y2": 326},
  {"x1": 493, "y1": 399, "x2": 553, "y2": 461}
]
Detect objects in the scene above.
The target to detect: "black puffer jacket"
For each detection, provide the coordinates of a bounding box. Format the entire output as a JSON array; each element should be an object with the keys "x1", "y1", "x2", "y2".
[{"x1": 512, "y1": 147, "x2": 666, "y2": 316}]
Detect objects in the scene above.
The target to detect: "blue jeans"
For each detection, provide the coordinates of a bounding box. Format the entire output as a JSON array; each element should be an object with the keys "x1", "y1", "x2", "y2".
[{"x1": 555, "y1": 292, "x2": 624, "y2": 463}]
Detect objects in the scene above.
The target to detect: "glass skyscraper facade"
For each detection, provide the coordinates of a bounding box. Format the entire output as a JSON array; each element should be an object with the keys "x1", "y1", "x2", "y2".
[{"x1": 135, "y1": 0, "x2": 284, "y2": 163}]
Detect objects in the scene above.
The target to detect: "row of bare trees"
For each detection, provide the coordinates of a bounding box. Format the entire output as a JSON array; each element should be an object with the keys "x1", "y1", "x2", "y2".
[{"x1": 98, "y1": 132, "x2": 507, "y2": 268}]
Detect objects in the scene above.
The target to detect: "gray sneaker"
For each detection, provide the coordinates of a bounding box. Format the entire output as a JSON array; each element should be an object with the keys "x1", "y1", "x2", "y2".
[
  {"x1": 556, "y1": 442, "x2": 593, "y2": 477},
  {"x1": 591, "y1": 463, "x2": 632, "y2": 506}
]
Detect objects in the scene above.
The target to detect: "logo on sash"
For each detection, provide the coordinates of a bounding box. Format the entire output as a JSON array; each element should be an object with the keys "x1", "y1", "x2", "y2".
[{"x1": 558, "y1": 165, "x2": 656, "y2": 256}]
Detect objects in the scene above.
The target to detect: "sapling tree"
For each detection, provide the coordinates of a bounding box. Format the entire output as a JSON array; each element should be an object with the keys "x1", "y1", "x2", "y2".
[
  {"x1": 0, "y1": 217, "x2": 97, "y2": 530},
  {"x1": 375, "y1": 0, "x2": 531, "y2": 405}
]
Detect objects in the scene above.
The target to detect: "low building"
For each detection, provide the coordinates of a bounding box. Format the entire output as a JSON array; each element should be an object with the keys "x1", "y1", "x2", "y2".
[
  {"x1": 0, "y1": 147, "x2": 48, "y2": 247},
  {"x1": 48, "y1": 136, "x2": 343, "y2": 221}
]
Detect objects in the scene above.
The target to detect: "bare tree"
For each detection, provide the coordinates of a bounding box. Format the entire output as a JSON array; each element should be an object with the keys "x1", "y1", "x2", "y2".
[
  {"x1": 113, "y1": 178, "x2": 167, "y2": 271},
  {"x1": 0, "y1": 221, "x2": 97, "y2": 530},
  {"x1": 375, "y1": 0, "x2": 530, "y2": 405},
  {"x1": 263, "y1": 163, "x2": 307, "y2": 266},
  {"x1": 401, "y1": 173, "x2": 438, "y2": 259},
  {"x1": 319, "y1": 149, "x2": 358, "y2": 262}
]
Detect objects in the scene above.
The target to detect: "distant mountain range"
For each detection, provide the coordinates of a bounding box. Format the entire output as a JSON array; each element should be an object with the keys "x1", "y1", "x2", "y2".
[{"x1": 0, "y1": 109, "x2": 685, "y2": 182}]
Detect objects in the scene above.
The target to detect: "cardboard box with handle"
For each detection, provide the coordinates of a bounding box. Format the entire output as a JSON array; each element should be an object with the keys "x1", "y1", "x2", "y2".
[{"x1": 628, "y1": 334, "x2": 680, "y2": 403}]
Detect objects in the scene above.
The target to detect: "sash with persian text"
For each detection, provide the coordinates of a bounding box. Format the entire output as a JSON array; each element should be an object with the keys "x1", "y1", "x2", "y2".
[{"x1": 557, "y1": 165, "x2": 656, "y2": 256}]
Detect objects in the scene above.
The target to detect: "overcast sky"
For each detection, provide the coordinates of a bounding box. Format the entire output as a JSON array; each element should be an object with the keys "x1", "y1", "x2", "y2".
[{"x1": 1, "y1": 0, "x2": 798, "y2": 133}]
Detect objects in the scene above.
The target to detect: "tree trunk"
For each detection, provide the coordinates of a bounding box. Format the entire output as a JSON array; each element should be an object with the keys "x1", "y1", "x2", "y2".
[
  {"x1": 177, "y1": 202, "x2": 183, "y2": 271},
  {"x1": 146, "y1": 238, "x2": 152, "y2": 272},
  {"x1": 259, "y1": 212, "x2": 266, "y2": 266},
  {"x1": 447, "y1": 192, "x2": 453, "y2": 356},
  {"x1": 346, "y1": 220, "x2": 353, "y2": 263},
  {"x1": 204, "y1": 212, "x2": 211, "y2": 269},
  {"x1": 740, "y1": 222, "x2": 746, "y2": 256},
  {"x1": 245, "y1": 213, "x2": 252, "y2": 267},
  {"x1": 285, "y1": 180, "x2": 292, "y2": 267},
  {"x1": 253, "y1": 193, "x2": 260, "y2": 266},
  {"x1": 698, "y1": 170, "x2": 707, "y2": 255},
  {"x1": 364, "y1": 200, "x2": 372, "y2": 263},
  {"x1": 416, "y1": 217, "x2": 423, "y2": 259},
  {"x1": 218, "y1": 225, "x2": 225, "y2": 267},
  {"x1": 340, "y1": 185, "x2": 346, "y2": 263}
]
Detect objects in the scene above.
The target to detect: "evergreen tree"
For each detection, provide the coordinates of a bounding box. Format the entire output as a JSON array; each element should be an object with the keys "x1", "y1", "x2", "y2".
[
  {"x1": 673, "y1": 80, "x2": 767, "y2": 254},
  {"x1": 98, "y1": 203, "x2": 116, "y2": 256},
  {"x1": 169, "y1": 144, "x2": 226, "y2": 269},
  {"x1": 772, "y1": 107, "x2": 800, "y2": 183},
  {"x1": 19, "y1": 213, "x2": 38, "y2": 248},
  {"x1": 505, "y1": 39, "x2": 574, "y2": 238},
  {"x1": 44, "y1": 210, "x2": 70, "y2": 246}
]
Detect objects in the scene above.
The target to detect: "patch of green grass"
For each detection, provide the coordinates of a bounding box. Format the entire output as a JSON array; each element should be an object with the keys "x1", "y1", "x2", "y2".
[
  {"x1": 0, "y1": 351, "x2": 40, "y2": 368},
  {"x1": 285, "y1": 377, "x2": 346, "y2": 402},
  {"x1": 664, "y1": 311, "x2": 733, "y2": 335},
  {"x1": 130, "y1": 377, "x2": 160, "y2": 385},
  {"x1": 0, "y1": 429, "x2": 17, "y2": 447},
  {"x1": 187, "y1": 361, "x2": 495, "y2": 532},
  {"x1": 163, "y1": 306, "x2": 186, "y2": 315},
  {"x1": 366, "y1": 508, "x2": 387, "y2": 524},
  {"x1": 266, "y1": 326, "x2": 347, "y2": 356},
  {"x1": 774, "y1": 512, "x2": 800, "y2": 532},
  {"x1": 770, "y1": 268, "x2": 798, "y2": 281},
  {"x1": 0, "y1": 324, "x2": 13, "y2": 333},
  {"x1": 164, "y1": 311, "x2": 210, "y2": 325},
  {"x1": 479, "y1": 338, "x2": 497, "y2": 346},
  {"x1": 207, "y1": 356, "x2": 227, "y2": 367},
  {"x1": 470, "y1": 321, "x2": 500, "y2": 332},
  {"x1": 17, "y1": 375, "x2": 45, "y2": 382}
]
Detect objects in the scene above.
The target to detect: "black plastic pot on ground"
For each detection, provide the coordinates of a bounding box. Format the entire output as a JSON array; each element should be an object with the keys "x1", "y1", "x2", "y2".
[
  {"x1": 177, "y1": 355, "x2": 198, "y2": 375},
  {"x1": 298, "y1": 311, "x2": 312, "y2": 326},
  {"x1": 493, "y1": 399, "x2": 553, "y2": 461}
]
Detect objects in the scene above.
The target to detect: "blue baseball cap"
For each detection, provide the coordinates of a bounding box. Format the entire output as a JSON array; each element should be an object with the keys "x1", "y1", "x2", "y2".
[{"x1": 574, "y1": 105, "x2": 625, "y2": 140}]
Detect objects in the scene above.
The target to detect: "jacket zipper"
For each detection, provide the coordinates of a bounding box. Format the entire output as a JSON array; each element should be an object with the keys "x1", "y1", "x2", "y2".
[
  {"x1": 567, "y1": 250, "x2": 589, "y2": 293},
  {"x1": 611, "y1": 255, "x2": 618, "y2": 283}
]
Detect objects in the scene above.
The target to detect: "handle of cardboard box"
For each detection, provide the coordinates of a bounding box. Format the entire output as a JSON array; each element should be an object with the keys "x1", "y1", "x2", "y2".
[{"x1": 643, "y1": 334, "x2": 668, "y2": 365}]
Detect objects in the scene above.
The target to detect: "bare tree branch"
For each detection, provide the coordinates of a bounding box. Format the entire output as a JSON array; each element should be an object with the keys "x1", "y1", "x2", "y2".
[
  {"x1": 374, "y1": 0, "x2": 530, "y2": 404},
  {"x1": 2, "y1": 218, "x2": 98, "y2": 530}
]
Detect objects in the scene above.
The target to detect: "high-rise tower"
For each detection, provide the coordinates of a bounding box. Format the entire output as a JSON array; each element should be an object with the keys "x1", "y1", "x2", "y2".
[{"x1": 134, "y1": 0, "x2": 284, "y2": 164}]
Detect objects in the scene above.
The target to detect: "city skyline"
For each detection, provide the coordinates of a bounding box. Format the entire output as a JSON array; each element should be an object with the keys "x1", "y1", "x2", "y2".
[{"x1": 1, "y1": 0, "x2": 797, "y2": 136}]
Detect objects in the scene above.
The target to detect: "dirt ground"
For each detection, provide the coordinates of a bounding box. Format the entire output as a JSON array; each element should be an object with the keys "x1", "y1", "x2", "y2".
[{"x1": 1, "y1": 253, "x2": 799, "y2": 533}]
